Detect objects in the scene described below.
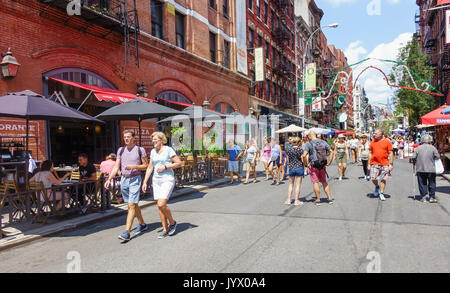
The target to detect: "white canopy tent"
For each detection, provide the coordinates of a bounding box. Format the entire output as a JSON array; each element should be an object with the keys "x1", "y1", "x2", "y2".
[{"x1": 275, "y1": 124, "x2": 307, "y2": 133}]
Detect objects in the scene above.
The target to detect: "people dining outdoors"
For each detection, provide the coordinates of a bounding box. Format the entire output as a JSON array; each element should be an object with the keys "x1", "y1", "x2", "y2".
[
  {"x1": 100, "y1": 153, "x2": 118, "y2": 176},
  {"x1": 29, "y1": 160, "x2": 71, "y2": 211}
]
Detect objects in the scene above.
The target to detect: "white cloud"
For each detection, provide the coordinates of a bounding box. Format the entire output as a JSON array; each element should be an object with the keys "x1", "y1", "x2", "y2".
[
  {"x1": 344, "y1": 41, "x2": 368, "y2": 65},
  {"x1": 327, "y1": 0, "x2": 357, "y2": 8},
  {"x1": 346, "y1": 32, "x2": 413, "y2": 106},
  {"x1": 387, "y1": 0, "x2": 401, "y2": 4}
]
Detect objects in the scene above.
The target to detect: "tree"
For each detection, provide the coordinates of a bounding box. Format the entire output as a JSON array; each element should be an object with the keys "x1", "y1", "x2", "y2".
[{"x1": 390, "y1": 37, "x2": 437, "y2": 127}]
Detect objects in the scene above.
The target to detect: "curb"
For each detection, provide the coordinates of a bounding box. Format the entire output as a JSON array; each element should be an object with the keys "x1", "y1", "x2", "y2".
[
  {"x1": 0, "y1": 177, "x2": 234, "y2": 252},
  {"x1": 440, "y1": 173, "x2": 450, "y2": 183}
]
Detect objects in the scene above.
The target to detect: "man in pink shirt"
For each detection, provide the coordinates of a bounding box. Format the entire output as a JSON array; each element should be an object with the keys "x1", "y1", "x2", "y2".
[{"x1": 100, "y1": 153, "x2": 117, "y2": 176}]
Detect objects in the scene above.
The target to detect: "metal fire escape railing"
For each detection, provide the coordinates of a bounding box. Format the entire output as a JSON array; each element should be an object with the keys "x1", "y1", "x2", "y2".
[{"x1": 37, "y1": 0, "x2": 140, "y2": 66}]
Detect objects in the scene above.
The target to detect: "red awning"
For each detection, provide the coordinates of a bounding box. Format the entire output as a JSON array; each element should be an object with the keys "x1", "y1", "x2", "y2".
[
  {"x1": 49, "y1": 77, "x2": 155, "y2": 103},
  {"x1": 421, "y1": 104, "x2": 450, "y2": 125},
  {"x1": 158, "y1": 98, "x2": 192, "y2": 108}
]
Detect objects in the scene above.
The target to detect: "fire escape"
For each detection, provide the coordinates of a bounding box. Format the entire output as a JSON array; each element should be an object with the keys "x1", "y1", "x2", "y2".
[{"x1": 37, "y1": 0, "x2": 140, "y2": 66}]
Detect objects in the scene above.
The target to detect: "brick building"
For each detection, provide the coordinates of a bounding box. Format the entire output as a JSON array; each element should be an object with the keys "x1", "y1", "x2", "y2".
[
  {"x1": 0, "y1": 0, "x2": 250, "y2": 164},
  {"x1": 246, "y1": 0, "x2": 303, "y2": 130},
  {"x1": 416, "y1": 0, "x2": 450, "y2": 105}
]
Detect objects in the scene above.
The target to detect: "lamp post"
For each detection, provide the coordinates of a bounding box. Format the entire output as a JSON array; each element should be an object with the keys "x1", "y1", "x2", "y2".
[
  {"x1": 1, "y1": 48, "x2": 20, "y2": 79},
  {"x1": 299, "y1": 23, "x2": 338, "y2": 128}
]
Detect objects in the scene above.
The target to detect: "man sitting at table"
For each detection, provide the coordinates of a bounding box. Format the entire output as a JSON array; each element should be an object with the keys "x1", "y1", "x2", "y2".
[{"x1": 76, "y1": 153, "x2": 97, "y2": 212}]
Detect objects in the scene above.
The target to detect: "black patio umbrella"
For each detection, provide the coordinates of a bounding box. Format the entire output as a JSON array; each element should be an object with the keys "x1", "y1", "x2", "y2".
[
  {"x1": 0, "y1": 90, "x2": 105, "y2": 186},
  {"x1": 96, "y1": 98, "x2": 183, "y2": 145}
]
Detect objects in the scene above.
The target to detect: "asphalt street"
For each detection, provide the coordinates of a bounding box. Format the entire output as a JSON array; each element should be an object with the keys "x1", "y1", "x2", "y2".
[{"x1": 0, "y1": 159, "x2": 449, "y2": 273}]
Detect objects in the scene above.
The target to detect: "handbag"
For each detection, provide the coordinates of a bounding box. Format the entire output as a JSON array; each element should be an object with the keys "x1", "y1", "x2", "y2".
[{"x1": 435, "y1": 158, "x2": 444, "y2": 174}]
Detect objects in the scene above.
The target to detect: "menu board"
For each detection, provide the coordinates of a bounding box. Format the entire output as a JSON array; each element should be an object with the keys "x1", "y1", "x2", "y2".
[{"x1": 0, "y1": 118, "x2": 47, "y2": 162}]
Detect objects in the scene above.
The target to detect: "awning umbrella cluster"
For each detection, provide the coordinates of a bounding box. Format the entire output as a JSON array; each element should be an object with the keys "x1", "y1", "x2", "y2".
[
  {"x1": 421, "y1": 104, "x2": 450, "y2": 125},
  {"x1": 0, "y1": 90, "x2": 104, "y2": 186}
]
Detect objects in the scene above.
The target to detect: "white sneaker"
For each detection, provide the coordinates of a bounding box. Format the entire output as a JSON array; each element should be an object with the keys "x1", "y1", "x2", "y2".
[
  {"x1": 379, "y1": 193, "x2": 386, "y2": 201},
  {"x1": 339, "y1": 177, "x2": 342, "y2": 181}
]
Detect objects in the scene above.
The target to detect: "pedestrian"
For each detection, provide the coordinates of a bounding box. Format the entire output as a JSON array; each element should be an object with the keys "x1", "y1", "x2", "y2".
[
  {"x1": 268, "y1": 138, "x2": 282, "y2": 185},
  {"x1": 303, "y1": 130, "x2": 334, "y2": 205},
  {"x1": 142, "y1": 131, "x2": 182, "y2": 238},
  {"x1": 392, "y1": 135, "x2": 399, "y2": 159},
  {"x1": 77, "y1": 153, "x2": 97, "y2": 212},
  {"x1": 261, "y1": 137, "x2": 272, "y2": 181},
  {"x1": 104, "y1": 130, "x2": 149, "y2": 241},
  {"x1": 398, "y1": 136, "x2": 405, "y2": 159},
  {"x1": 334, "y1": 134, "x2": 349, "y2": 181},
  {"x1": 285, "y1": 137, "x2": 305, "y2": 206},
  {"x1": 243, "y1": 139, "x2": 259, "y2": 184},
  {"x1": 412, "y1": 134, "x2": 440, "y2": 203},
  {"x1": 227, "y1": 139, "x2": 243, "y2": 184},
  {"x1": 358, "y1": 133, "x2": 370, "y2": 180},
  {"x1": 349, "y1": 134, "x2": 359, "y2": 164},
  {"x1": 280, "y1": 144, "x2": 288, "y2": 181},
  {"x1": 302, "y1": 134, "x2": 310, "y2": 176},
  {"x1": 368, "y1": 128, "x2": 394, "y2": 201},
  {"x1": 285, "y1": 137, "x2": 293, "y2": 151}
]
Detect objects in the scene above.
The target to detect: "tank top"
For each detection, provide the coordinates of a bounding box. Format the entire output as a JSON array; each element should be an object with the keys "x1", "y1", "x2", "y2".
[
  {"x1": 263, "y1": 146, "x2": 271, "y2": 159},
  {"x1": 271, "y1": 144, "x2": 280, "y2": 159},
  {"x1": 360, "y1": 142, "x2": 370, "y2": 160},
  {"x1": 32, "y1": 171, "x2": 53, "y2": 188},
  {"x1": 336, "y1": 142, "x2": 346, "y2": 155}
]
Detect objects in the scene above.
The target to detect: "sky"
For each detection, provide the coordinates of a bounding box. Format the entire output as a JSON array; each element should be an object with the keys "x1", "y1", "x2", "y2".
[{"x1": 315, "y1": 0, "x2": 418, "y2": 106}]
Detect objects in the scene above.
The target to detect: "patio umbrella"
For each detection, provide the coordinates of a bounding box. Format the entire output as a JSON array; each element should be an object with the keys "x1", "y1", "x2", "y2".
[
  {"x1": 0, "y1": 90, "x2": 105, "y2": 186},
  {"x1": 441, "y1": 105, "x2": 450, "y2": 114},
  {"x1": 421, "y1": 104, "x2": 450, "y2": 125},
  {"x1": 96, "y1": 98, "x2": 183, "y2": 145},
  {"x1": 158, "y1": 105, "x2": 227, "y2": 123},
  {"x1": 305, "y1": 127, "x2": 332, "y2": 135},
  {"x1": 275, "y1": 124, "x2": 307, "y2": 133}
]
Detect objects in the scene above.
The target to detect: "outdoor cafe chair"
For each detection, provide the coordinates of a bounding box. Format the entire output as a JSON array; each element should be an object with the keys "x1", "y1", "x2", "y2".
[
  {"x1": 28, "y1": 181, "x2": 56, "y2": 224},
  {"x1": 70, "y1": 171, "x2": 80, "y2": 181},
  {"x1": 2, "y1": 179, "x2": 27, "y2": 222}
]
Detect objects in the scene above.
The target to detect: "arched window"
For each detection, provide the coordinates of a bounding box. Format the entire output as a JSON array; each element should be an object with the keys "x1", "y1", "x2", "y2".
[
  {"x1": 44, "y1": 68, "x2": 116, "y2": 89},
  {"x1": 156, "y1": 91, "x2": 192, "y2": 110},
  {"x1": 214, "y1": 102, "x2": 233, "y2": 114}
]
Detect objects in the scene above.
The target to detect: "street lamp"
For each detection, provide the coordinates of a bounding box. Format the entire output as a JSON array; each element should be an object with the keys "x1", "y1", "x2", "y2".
[
  {"x1": 297, "y1": 23, "x2": 339, "y2": 128},
  {"x1": 1, "y1": 48, "x2": 20, "y2": 79},
  {"x1": 136, "y1": 82, "x2": 149, "y2": 98}
]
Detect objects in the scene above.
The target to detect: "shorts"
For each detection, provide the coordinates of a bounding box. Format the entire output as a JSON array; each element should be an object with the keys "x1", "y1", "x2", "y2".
[
  {"x1": 261, "y1": 156, "x2": 270, "y2": 163},
  {"x1": 228, "y1": 160, "x2": 239, "y2": 172},
  {"x1": 370, "y1": 165, "x2": 391, "y2": 181},
  {"x1": 244, "y1": 158, "x2": 256, "y2": 168},
  {"x1": 336, "y1": 153, "x2": 347, "y2": 164},
  {"x1": 269, "y1": 156, "x2": 281, "y2": 167},
  {"x1": 289, "y1": 167, "x2": 304, "y2": 177},
  {"x1": 120, "y1": 176, "x2": 142, "y2": 204},
  {"x1": 152, "y1": 177, "x2": 175, "y2": 200},
  {"x1": 310, "y1": 166, "x2": 327, "y2": 183}
]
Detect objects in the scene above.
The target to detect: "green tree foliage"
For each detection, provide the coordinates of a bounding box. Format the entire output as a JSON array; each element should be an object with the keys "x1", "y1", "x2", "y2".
[{"x1": 390, "y1": 37, "x2": 437, "y2": 127}]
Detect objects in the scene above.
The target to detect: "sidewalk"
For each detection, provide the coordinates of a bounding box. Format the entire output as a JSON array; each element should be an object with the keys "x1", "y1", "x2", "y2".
[{"x1": 0, "y1": 164, "x2": 267, "y2": 252}]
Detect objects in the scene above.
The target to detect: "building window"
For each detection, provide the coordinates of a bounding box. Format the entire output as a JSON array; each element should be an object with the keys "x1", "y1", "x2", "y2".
[
  {"x1": 250, "y1": 73, "x2": 255, "y2": 96},
  {"x1": 151, "y1": 0, "x2": 163, "y2": 40},
  {"x1": 256, "y1": 0, "x2": 260, "y2": 18},
  {"x1": 259, "y1": 81, "x2": 264, "y2": 99},
  {"x1": 249, "y1": 29, "x2": 254, "y2": 49},
  {"x1": 258, "y1": 35, "x2": 262, "y2": 47},
  {"x1": 265, "y1": 40, "x2": 269, "y2": 60},
  {"x1": 224, "y1": 40, "x2": 230, "y2": 69},
  {"x1": 210, "y1": 32, "x2": 217, "y2": 63},
  {"x1": 175, "y1": 12, "x2": 185, "y2": 49},
  {"x1": 226, "y1": 105, "x2": 233, "y2": 114},
  {"x1": 215, "y1": 104, "x2": 222, "y2": 112},
  {"x1": 248, "y1": 0, "x2": 252, "y2": 10},
  {"x1": 209, "y1": 0, "x2": 216, "y2": 9},
  {"x1": 272, "y1": 46, "x2": 276, "y2": 67},
  {"x1": 271, "y1": 9, "x2": 275, "y2": 31},
  {"x1": 223, "y1": 0, "x2": 229, "y2": 18},
  {"x1": 273, "y1": 82, "x2": 277, "y2": 104},
  {"x1": 264, "y1": 2, "x2": 268, "y2": 24},
  {"x1": 266, "y1": 79, "x2": 271, "y2": 102}
]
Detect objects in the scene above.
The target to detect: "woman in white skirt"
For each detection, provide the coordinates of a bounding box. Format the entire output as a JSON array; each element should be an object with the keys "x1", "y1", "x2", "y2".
[{"x1": 142, "y1": 132, "x2": 181, "y2": 239}]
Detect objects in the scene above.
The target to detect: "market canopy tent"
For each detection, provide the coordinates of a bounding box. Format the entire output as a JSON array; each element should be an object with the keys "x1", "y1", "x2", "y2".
[
  {"x1": 96, "y1": 98, "x2": 183, "y2": 145},
  {"x1": 421, "y1": 104, "x2": 450, "y2": 125},
  {"x1": 275, "y1": 124, "x2": 307, "y2": 133}
]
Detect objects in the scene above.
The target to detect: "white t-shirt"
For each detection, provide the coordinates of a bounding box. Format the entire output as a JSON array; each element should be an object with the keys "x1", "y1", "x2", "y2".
[{"x1": 150, "y1": 146, "x2": 177, "y2": 180}]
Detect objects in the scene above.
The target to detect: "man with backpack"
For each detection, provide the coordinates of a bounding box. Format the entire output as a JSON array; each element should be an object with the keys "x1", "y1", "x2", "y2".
[
  {"x1": 104, "y1": 129, "x2": 149, "y2": 242},
  {"x1": 302, "y1": 130, "x2": 335, "y2": 206}
]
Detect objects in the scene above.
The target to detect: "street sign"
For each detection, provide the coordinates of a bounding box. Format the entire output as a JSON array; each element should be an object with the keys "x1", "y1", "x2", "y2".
[
  {"x1": 305, "y1": 63, "x2": 316, "y2": 91},
  {"x1": 255, "y1": 47, "x2": 264, "y2": 82},
  {"x1": 312, "y1": 99, "x2": 322, "y2": 112}
]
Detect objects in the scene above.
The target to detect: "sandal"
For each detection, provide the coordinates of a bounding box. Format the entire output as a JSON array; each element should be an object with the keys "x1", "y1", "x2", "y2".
[
  {"x1": 284, "y1": 200, "x2": 291, "y2": 205},
  {"x1": 294, "y1": 201, "x2": 304, "y2": 206}
]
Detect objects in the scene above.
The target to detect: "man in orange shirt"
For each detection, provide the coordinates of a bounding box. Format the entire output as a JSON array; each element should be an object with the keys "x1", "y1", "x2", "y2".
[{"x1": 368, "y1": 129, "x2": 394, "y2": 201}]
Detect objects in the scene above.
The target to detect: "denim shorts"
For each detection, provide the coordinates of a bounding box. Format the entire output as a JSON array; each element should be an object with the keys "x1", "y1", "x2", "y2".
[
  {"x1": 289, "y1": 167, "x2": 304, "y2": 178},
  {"x1": 120, "y1": 175, "x2": 142, "y2": 204},
  {"x1": 228, "y1": 160, "x2": 239, "y2": 172}
]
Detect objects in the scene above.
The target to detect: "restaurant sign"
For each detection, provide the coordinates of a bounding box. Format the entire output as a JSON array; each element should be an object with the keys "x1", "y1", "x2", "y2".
[{"x1": 119, "y1": 121, "x2": 157, "y2": 154}]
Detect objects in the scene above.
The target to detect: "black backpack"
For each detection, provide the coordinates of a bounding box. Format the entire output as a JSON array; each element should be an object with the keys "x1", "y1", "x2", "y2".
[{"x1": 309, "y1": 140, "x2": 329, "y2": 169}]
